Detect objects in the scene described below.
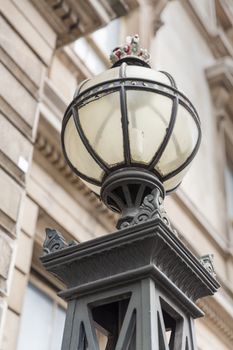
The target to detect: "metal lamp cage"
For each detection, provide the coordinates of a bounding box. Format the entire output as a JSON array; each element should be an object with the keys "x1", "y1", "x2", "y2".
[{"x1": 61, "y1": 60, "x2": 201, "y2": 197}]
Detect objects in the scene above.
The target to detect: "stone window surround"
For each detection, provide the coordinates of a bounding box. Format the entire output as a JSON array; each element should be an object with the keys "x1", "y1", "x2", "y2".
[
  {"x1": 205, "y1": 57, "x2": 233, "y2": 246},
  {"x1": 16, "y1": 273, "x2": 66, "y2": 350},
  {"x1": 223, "y1": 126, "x2": 233, "y2": 239},
  {"x1": 182, "y1": 0, "x2": 233, "y2": 59}
]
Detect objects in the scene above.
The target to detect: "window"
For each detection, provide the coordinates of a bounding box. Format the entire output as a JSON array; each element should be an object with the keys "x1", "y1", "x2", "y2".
[
  {"x1": 73, "y1": 19, "x2": 120, "y2": 75},
  {"x1": 91, "y1": 19, "x2": 120, "y2": 56},
  {"x1": 17, "y1": 283, "x2": 66, "y2": 350}
]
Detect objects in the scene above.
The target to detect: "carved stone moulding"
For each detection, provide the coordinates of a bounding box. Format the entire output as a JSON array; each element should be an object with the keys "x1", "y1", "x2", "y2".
[
  {"x1": 31, "y1": 0, "x2": 139, "y2": 47},
  {"x1": 197, "y1": 297, "x2": 233, "y2": 348},
  {"x1": 41, "y1": 218, "x2": 220, "y2": 318},
  {"x1": 182, "y1": 0, "x2": 233, "y2": 59},
  {"x1": 206, "y1": 58, "x2": 233, "y2": 121}
]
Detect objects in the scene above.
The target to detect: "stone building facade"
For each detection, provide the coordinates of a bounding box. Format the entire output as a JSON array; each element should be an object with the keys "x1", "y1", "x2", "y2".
[{"x1": 0, "y1": 0, "x2": 233, "y2": 349}]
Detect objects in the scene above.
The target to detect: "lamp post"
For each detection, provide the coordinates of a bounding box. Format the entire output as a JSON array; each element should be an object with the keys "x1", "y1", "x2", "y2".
[{"x1": 41, "y1": 35, "x2": 220, "y2": 350}]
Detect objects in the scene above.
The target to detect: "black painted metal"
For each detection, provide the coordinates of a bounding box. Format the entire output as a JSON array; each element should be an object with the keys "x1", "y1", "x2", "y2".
[
  {"x1": 43, "y1": 228, "x2": 76, "y2": 255},
  {"x1": 123, "y1": 187, "x2": 172, "y2": 230},
  {"x1": 119, "y1": 62, "x2": 127, "y2": 78},
  {"x1": 148, "y1": 95, "x2": 179, "y2": 170},
  {"x1": 62, "y1": 80, "x2": 199, "y2": 130},
  {"x1": 100, "y1": 168, "x2": 165, "y2": 229},
  {"x1": 47, "y1": 49, "x2": 218, "y2": 350},
  {"x1": 159, "y1": 70, "x2": 178, "y2": 89},
  {"x1": 60, "y1": 110, "x2": 102, "y2": 187},
  {"x1": 41, "y1": 219, "x2": 220, "y2": 350},
  {"x1": 120, "y1": 86, "x2": 131, "y2": 165},
  {"x1": 112, "y1": 56, "x2": 151, "y2": 68},
  {"x1": 67, "y1": 78, "x2": 200, "y2": 122}
]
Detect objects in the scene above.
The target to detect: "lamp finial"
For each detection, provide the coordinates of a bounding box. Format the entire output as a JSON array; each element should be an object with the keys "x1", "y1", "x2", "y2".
[{"x1": 110, "y1": 34, "x2": 151, "y2": 66}]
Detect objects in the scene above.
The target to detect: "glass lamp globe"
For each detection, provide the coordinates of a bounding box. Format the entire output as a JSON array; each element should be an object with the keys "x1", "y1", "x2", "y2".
[{"x1": 61, "y1": 35, "x2": 201, "y2": 227}]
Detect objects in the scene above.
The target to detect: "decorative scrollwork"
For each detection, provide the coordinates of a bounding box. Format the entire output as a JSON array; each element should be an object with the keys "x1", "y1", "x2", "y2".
[
  {"x1": 119, "y1": 188, "x2": 172, "y2": 230},
  {"x1": 199, "y1": 254, "x2": 216, "y2": 278},
  {"x1": 43, "y1": 228, "x2": 76, "y2": 255}
]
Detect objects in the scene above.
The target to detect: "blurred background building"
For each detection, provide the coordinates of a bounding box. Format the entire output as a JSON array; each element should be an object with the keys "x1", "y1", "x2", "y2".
[{"x1": 0, "y1": 0, "x2": 233, "y2": 349}]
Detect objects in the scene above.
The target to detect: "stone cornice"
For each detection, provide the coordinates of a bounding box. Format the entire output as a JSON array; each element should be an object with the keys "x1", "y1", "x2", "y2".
[
  {"x1": 35, "y1": 115, "x2": 118, "y2": 231},
  {"x1": 206, "y1": 58, "x2": 233, "y2": 95},
  {"x1": 198, "y1": 297, "x2": 233, "y2": 348},
  {"x1": 31, "y1": 0, "x2": 139, "y2": 47},
  {"x1": 182, "y1": 0, "x2": 233, "y2": 59}
]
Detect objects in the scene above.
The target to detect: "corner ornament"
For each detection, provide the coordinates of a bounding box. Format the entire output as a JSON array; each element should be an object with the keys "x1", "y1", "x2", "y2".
[
  {"x1": 199, "y1": 254, "x2": 217, "y2": 278},
  {"x1": 43, "y1": 228, "x2": 76, "y2": 255}
]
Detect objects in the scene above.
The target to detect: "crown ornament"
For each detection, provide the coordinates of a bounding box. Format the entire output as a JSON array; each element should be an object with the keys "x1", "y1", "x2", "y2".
[{"x1": 110, "y1": 34, "x2": 151, "y2": 66}]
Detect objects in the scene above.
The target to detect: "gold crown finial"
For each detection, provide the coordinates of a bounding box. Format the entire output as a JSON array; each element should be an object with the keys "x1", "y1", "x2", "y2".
[{"x1": 110, "y1": 34, "x2": 151, "y2": 66}]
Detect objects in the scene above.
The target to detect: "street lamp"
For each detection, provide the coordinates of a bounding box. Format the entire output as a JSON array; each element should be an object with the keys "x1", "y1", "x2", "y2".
[
  {"x1": 42, "y1": 36, "x2": 219, "y2": 350},
  {"x1": 61, "y1": 35, "x2": 201, "y2": 229}
]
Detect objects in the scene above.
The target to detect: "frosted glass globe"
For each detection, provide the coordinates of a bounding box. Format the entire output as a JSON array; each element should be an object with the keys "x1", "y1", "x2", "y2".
[{"x1": 62, "y1": 63, "x2": 201, "y2": 194}]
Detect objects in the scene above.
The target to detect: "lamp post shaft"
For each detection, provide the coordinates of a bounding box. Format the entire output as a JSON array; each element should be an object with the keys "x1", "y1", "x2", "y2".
[{"x1": 61, "y1": 279, "x2": 197, "y2": 350}]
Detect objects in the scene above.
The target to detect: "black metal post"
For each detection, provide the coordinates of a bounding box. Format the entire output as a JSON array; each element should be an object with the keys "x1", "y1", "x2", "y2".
[{"x1": 41, "y1": 216, "x2": 219, "y2": 350}]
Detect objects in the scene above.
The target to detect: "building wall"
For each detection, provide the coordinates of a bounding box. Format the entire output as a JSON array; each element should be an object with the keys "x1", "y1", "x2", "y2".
[
  {"x1": 0, "y1": 0, "x2": 233, "y2": 349},
  {"x1": 0, "y1": 0, "x2": 56, "y2": 348},
  {"x1": 155, "y1": 1, "x2": 223, "y2": 234}
]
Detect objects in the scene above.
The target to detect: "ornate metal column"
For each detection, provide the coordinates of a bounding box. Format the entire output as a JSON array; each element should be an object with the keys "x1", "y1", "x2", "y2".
[{"x1": 41, "y1": 203, "x2": 219, "y2": 350}]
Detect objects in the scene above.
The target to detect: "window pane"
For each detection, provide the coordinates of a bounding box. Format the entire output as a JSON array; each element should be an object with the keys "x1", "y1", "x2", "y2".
[
  {"x1": 91, "y1": 19, "x2": 120, "y2": 55},
  {"x1": 17, "y1": 283, "x2": 66, "y2": 350},
  {"x1": 51, "y1": 306, "x2": 66, "y2": 350},
  {"x1": 17, "y1": 284, "x2": 54, "y2": 350},
  {"x1": 74, "y1": 19, "x2": 120, "y2": 75},
  {"x1": 74, "y1": 38, "x2": 107, "y2": 75}
]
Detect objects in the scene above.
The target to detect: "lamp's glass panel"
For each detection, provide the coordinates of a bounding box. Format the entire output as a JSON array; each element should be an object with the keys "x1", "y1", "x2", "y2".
[
  {"x1": 79, "y1": 67, "x2": 120, "y2": 93},
  {"x1": 163, "y1": 166, "x2": 190, "y2": 192},
  {"x1": 155, "y1": 104, "x2": 199, "y2": 176},
  {"x1": 79, "y1": 91, "x2": 124, "y2": 167},
  {"x1": 64, "y1": 116, "x2": 104, "y2": 181},
  {"x1": 82, "y1": 180, "x2": 101, "y2": 195},
  {"x1": 127, "y1": 90, "x2": 173, "y2": 164},
  {"x1": 125, "y1": 66, "x2": 171, "y2": 85}
]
